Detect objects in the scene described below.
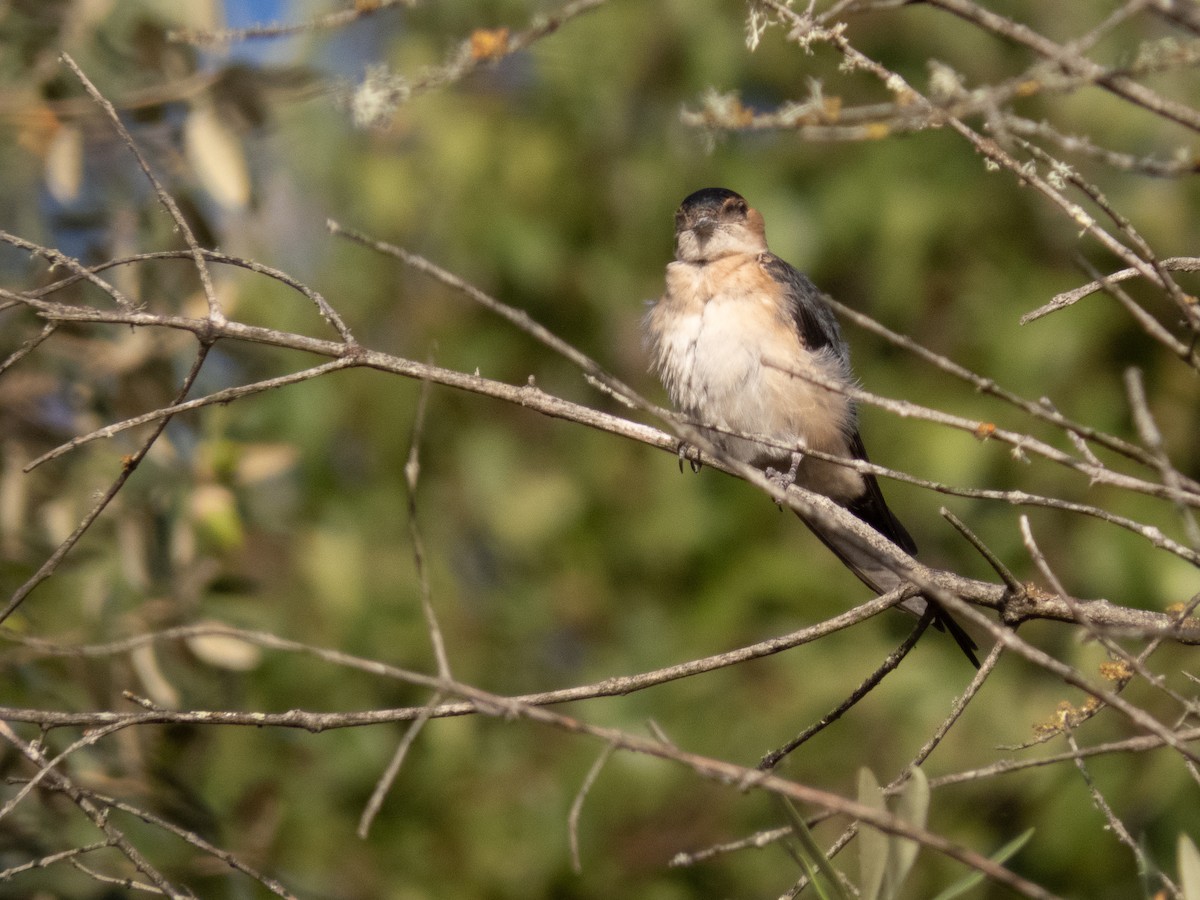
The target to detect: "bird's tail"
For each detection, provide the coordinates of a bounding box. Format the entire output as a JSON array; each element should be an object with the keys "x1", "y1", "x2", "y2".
[{"x1": 795, "y1": 507, "x2": 981, "y2": 668}]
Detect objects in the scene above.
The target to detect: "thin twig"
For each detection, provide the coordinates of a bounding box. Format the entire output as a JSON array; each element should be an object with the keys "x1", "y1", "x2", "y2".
[
  {"x1": 1023, "y1": 257, "x2": 1200, "y2": 324},
  {"x1": 0, "y1": 722, "x2": 188, "y2": 898},
  {"x1": 908, "y1": 639, "x2": 1005, "y2": 770},
  {"x1": 569, "y1": 741, "x2": 617, "y2": 873},
  {"x1": 824, "y1": 295, "x2": 1160, "y2": 473},
  {"x1": 0, "y1": 229, "x2": 133, "y2": 308},
  {"x1": 759, "y1": 613, "x2": 933, "y2": 770},
  {"x1": 328, "y1": 220, "x2": 645, "y2": 411},
  {"x1": 34, "y1": 784, "x2": 297, "y2": 898},
  {"x1": 786, "y1": 639, "x2": 1006, "y2": 895},
  {"x1": 763, "y1": 354, "x2": 1200, "y2": 510},
  {"x1": 1062, "y1": 683, "x2": 1186, "y2": 898},
  {"x1": 357, "y1": 692, "x2": 445, "y2": 839},
  {"x1": 343, "y1": 0, "x2": 612, "y2": 126},
  {"x1": 0, "y1": 321, "x2": 58, "y2": 377},
  {"x1": 1013, "y1": 135, "x2": 1197, "y2": 331},
  {"x1": 1077, "y1": 256, "x2": 1196, "y2": 363},
  {"x1": 1018, "y1": 516, "x2": 1122, "y2": 655},
  {"x1": 894, "y1": 565, "x2": 1200, "y2": 767},
  {"x1": 931, "y1": 726, "x2": 1200, "y2": 787},
  {"x1": 927, "y1": 0, "x2": 1200, "y2": 132},
  {"x1": 942, "y1": 509, "x2": 1024, "y2": 592},
  {"x1": 407, "y1": 377, "x2": 451, "y2": 679},
  {"x1": 0, "y1": 591, "x2": 920, "y2": 731},
  {"x1": 16, "y1": 246, "x2": 356, "y2": 342},
  {"x1": 1124, "y1": 368, "x2": 1200, "y2": 548},
  {"x1": 0, "y1": 841, "x2": 114, "y2": 880},
  {"x1": 27, "y1": 358, "x2": 358, "y2": 471},
  {"x1": 1003, "y1": 116, "x2": 1200, "y2": 178},
  {"x1": 358, "y1": 376, "x2": 447, "y2": 838},
  {"x1": 60, "y1": 55, "x2": 225, "y2": 326}
]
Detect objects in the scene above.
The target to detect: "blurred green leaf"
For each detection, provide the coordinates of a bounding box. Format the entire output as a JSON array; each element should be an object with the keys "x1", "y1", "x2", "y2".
[
  {"x1": 888, "y1": 767, "x2": 930, "y2": 895},
  {"x1": 929, "y1": 828, "x2": 1035, "y2": 900},
  {"x1": 858, "y1": 767, "x2": 888, "y2": 900},
  {"x1": 781, "y1": 798, "x2": 853, "y2": 900}
]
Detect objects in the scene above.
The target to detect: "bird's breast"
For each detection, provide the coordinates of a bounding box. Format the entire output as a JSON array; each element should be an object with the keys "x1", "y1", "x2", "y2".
[
  {"x1": 650, "y1": 256, "x2": 780, "y2": 406},
  {"x1": 646, "y1": 255, "x2": 855, "y2": 470}
]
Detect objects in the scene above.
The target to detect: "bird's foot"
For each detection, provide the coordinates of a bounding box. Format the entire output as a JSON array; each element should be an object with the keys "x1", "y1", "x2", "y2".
[
  {"x1": 765, "y1": 452, "x2": 804, "y2": 508},
  {"x1": 677, "y1": 441, "x2": 703, "y2": 473}
]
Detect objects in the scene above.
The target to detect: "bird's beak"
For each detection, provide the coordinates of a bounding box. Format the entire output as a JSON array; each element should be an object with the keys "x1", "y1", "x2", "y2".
[{"x1": 690, "y1": 215, "x2": 717, "y2": 238}]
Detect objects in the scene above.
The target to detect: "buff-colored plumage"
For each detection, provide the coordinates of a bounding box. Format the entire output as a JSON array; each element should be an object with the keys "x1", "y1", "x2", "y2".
[
  {"x1": 644, "y1": 187, "x2": 979, "y2": 666},
  {"x1": 648, "y1": 248, "x2": 863, "y2": 504}
]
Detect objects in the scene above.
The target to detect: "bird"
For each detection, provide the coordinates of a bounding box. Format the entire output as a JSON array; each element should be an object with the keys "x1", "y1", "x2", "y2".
[{"x1": 644, "y1": 187, "x2": 978, "y2": 667}]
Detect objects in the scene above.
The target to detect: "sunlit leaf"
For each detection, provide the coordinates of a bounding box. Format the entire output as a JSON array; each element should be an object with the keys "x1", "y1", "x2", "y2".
[
  {"x1": 186, "y1": 623, "x2": 263, "y2": 672},
  {"x1": 190, "y1": 482, "x2": 244, "y2": 549},
  {"x1": 1179, "y1": 833, "x2": 1200, "y2": 900},
  {"x1": 184, "y1": 102, "x2": 251, "y2": 210},
  {"x1": 130, "y1": 643, "x2": 180, "y2": 709},
  {"x1": 44, "y1": 122, "x2": 83, "y2": 203}
]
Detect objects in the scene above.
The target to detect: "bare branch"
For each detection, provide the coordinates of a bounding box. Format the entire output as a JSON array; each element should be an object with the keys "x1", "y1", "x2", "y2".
[
  {"x1": 1124, "y1": 368, "x2": 1200, "y2": 548},
  {"x1": 942, "y1": 509, "x2": 1023, "y2": 592},
  {"x1": 60, "y1": 55, "x2": 225, "y2": 326},
  {"x1": 0, "y1": 841, "x2": 114, "y2": 881},
  {"x1": 27, "y1": 358, "x2": 359, "y2": 471},
  {"x1": 931, "y1": 726, "x2": 1200, "y2": 787},
  {"x1": 759, "y1": 613, "x2": 932, "y2": 770},
  {"x1": 0, "y1": 593, "x2": 919, "y2": 731},
  {"x1": 926, "y1": 0, "x2": 1200, "y2": 132},
  {"x1": 1023, "y1": 257, "x2": 1200, "y2": 323},
  {"x1": 569, "y1": 741, "x2": 617, "y2": 873},
  {"x1": 29, "y1": 784, "x2": 298, "y2": 899}
]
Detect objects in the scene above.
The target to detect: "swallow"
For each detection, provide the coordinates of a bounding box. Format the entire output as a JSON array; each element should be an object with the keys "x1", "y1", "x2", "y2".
[{"x1": 645, "y1": 187, "x2": 978, "y2": 667}]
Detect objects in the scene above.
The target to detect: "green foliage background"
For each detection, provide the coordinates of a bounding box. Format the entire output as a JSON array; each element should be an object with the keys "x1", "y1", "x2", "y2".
[{"x1": 1, "y1": 1, "x2": 1198, "y2": 897}]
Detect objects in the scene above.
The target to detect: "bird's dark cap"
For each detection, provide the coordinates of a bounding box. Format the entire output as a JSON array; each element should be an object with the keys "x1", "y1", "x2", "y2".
[{"x1": 679, "y1": 187, "x2": 746, "y2": 213}]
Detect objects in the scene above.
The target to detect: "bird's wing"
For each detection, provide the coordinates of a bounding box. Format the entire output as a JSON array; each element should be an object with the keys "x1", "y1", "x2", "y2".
[
  {"x1": 761, "y1": 252, "x2": 914, "y2": 552},
  {"x1": 844, "y1": 430, "x2": 917, "y2": 555},
  {"x1": 761, "y1": 255, "x2": 980, "y2": 666},
  {"x1": 759, "y1": 254, "x2": 848, "y2": 364}
]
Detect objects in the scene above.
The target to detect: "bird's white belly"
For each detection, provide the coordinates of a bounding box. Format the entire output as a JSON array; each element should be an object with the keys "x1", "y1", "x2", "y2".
[
  {"x1": 657, "y1": 297, "x2": 849, "y2": 448},
  {"x1": 663, "y1": 298, "x2": 763, "y2": 418}
]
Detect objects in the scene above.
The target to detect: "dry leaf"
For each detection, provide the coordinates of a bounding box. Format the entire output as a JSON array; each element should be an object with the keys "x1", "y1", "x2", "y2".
[{"x1": 470, "y1": 28, "x2": 510, "y2": 61}]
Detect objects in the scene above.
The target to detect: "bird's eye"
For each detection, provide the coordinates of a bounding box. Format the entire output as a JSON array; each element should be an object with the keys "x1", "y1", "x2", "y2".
[{"x1": 725, "y1": 198, "x2": 747, "y2": 216}]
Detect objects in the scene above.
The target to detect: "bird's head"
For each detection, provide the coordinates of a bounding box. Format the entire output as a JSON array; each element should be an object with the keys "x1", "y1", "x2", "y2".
[{"x1": 673, "y1": 187, "x2": 768, "y2": 262}]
